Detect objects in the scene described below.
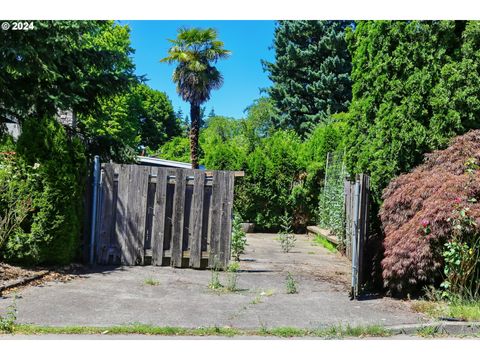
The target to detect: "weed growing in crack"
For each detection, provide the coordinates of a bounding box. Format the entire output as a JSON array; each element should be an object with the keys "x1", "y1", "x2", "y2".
[
  {"x1": 226, "y1": 262, "x2": 240, "y2": 292},
  {"x1": 144, "y1": 278, "x2": 160, "y2": 286},
  {"x1": 0, "y1": 295, "x2": 17, "y2": 334},
  {"x1": 209, "y1": 268, "x2": 223, "y2": 290},
  {"x1": 285, "y1": 272, "x2": 298, "y2": 294},
  {"x1": 277, "y1": 213, "x2": 296, "y2": 253}
]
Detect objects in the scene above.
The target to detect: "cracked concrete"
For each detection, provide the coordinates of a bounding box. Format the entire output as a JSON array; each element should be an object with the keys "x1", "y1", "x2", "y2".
[{"x1": 0, "y1": 233, "x2": 425, "y2": 328}]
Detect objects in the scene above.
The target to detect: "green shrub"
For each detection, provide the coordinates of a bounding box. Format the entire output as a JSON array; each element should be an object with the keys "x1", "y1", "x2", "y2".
[
  {"x1": 277, "y1": 212, "x2": 296, "y2": 253},
  {"x1": 318, "y1": 150, "x2": 347, "y2": 241},
  {"x1": 0, "y1": 298, "x2": 17, "y2": 334},
  {"x1": 238, "y1": 130, "x2": 304, "y2": 230},
  {"x1": 154, "y1": 136, "x2": 192, "y2": 163},
  {"x1": 199, "y1": 116, "x2": 346, "y2": 231},
  {"x1": 231, "y1": 214, "x2": 247, "y2": 261},
  {"x1": 201, "y1": 116, "x2": 247, "y2": 170},
  {"x1": 346, "y1": 21, "x2": 480, "y2": 204},
  {"x1": 285, "y1": 272, "x2": 298, "y2": 294},
  {"x1": 1, "y1": 116, "x2": 86, "y2": 265},
  {"x1": 0, "y1": 143, "x2": 36, "y2": 253}
]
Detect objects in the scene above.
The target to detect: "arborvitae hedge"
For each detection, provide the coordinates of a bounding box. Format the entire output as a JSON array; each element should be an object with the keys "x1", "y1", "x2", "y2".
[
  {"x1": 346, "y1": 21, "x2": 480, "y2": 204},
  {"x1": 1, "y1": 116, "x2": 86, "y2": 264}
]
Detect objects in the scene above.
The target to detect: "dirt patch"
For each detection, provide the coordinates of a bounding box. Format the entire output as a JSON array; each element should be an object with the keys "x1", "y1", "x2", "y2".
[
  {"x1": 0, "y1": 263, "x2": 42, "y2": 285},
  {"x1": 1, "y1": 263, "x2": 83, "y2": 296}
]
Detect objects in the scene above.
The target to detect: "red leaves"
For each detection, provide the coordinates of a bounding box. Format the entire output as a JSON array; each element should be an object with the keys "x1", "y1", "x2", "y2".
[{"x1": 380, "y1": 130, "x2": 480, "y2": 294}]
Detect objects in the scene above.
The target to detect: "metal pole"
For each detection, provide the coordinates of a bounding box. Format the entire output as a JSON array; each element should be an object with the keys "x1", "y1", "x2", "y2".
[
  {"x1": 351, "y1": 178, "x2": 360, "y2": 299},
  {"x1": 89, "y1": 155, "x2": 100, "y2": 265}
]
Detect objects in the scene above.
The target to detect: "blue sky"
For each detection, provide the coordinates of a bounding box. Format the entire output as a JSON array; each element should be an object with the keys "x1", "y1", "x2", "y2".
[{"x1": 122, "y1": 20, "x2": 276, "y2": 119}]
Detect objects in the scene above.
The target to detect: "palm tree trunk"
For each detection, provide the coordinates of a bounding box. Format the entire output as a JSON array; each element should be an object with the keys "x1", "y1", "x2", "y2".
[{"x1": 189, "y1": 103, "x2": 200, "y2": 169}]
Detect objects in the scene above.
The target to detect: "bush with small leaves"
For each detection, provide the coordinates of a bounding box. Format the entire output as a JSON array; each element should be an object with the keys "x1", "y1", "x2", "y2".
[
  {"x1": 277, "y1": 213, "x2": 296, "y2": 253},
  {"x1": 231, "y1": 214, "x2": 247, "y2": 261},
  {"x1": 285, "y1": 272, "x2": 298, "y2": 294}
]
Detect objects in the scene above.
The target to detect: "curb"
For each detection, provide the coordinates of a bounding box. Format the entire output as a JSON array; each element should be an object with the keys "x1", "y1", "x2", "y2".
[
  {"x1": 0, "y1": 271, "x2": 50, "y2": 294},
  {"x1": 386, "y1": 321, "x2": 480, "y2": 336}
]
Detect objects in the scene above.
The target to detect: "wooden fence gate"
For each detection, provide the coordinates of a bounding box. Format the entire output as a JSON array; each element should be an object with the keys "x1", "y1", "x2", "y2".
[
  {"x1": 344, "y1": 174, "x2": 370, "y2": 299},
  {"x1": 91, "y1": 163, "x2": 237, "y2": 269}
]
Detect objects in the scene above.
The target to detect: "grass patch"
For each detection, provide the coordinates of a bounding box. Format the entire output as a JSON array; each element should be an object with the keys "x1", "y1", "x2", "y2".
[
  {"x1": 416, "y1": 325, "x2": 441, "y2": 338},
  {"x1": 448, "y1": 301, "x2": 480, "y2": 320},
  {"x1": 412, "y1": 299, "x2": 480, "y2": 321},
  {"x1": 143, "y1": 278, "x2": 160, "y2": 286},
  {"x1": 7, "y1": 324, "x2": 392, "y2": 338},
  {"x1": 313, "y1": 235, "x2": 337, "y2": 253}
]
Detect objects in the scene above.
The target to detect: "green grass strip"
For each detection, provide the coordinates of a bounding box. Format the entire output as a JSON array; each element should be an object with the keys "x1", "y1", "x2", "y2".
[
  {"x1": 7, "y1": 324, "x2": 392, "y2": 338},
  {"x1": 313, "y1": 235, "x2": 338, "y2": 253}
]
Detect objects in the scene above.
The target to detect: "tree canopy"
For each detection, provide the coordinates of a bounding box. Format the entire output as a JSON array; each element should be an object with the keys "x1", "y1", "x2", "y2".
[
  {"x1": 264, "y1": 20, "x2": 352, "y2": 137},
  {"x1": 0, "y1": 21, "x2": 136, "y2": 121},
  {"x1": 161, "y1": 27, "x2": 230, "y2": 168},
  {"x1": 345, "y1": 21, "x2": 480, "y2": 202}
]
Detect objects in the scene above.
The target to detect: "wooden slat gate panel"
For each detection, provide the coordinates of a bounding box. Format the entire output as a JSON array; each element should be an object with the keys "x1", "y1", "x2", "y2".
[
  {"x1": 346, "y1": 174, "x2": 370, "y2": 299},
  {"x1": 94, "y1": 163, "x2": 235, "y2": 269}
]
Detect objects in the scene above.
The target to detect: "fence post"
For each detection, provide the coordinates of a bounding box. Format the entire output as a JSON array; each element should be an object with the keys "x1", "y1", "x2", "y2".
[
  {"x1": 89, "y1": 155, "x2": 101, "y2": 265},
  {"x1": 351, "y1": 176, "x2": 361, "y2": 299}
]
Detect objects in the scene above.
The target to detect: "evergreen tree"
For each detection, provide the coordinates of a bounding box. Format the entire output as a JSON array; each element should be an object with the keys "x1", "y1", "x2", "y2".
[
  {"x1": 345, "y1": 21, "x2": 480, "y2": 202},
  {"x1": 263, "y1": 20, "x2": 352, "y2": 137},
  {"x1": 0, "y1": 21, "x2": 136, "y2": 122}
]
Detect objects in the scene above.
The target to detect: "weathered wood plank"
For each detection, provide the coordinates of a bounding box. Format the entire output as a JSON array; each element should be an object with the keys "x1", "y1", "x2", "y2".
[
  {"x1": 189, "y1": 170, "x2": 205, "y2": 268},
  {"x1": 132, "y1": 165, "x2": 150, "y2": 264},
  {"x1": 170, "y1": 168, "x2": 186, "y2": 267},
  {"x1": 82, "y1": 170, "x2": 92, "y2": 264},
  {"x1": 121, "y1": 164, "x2": 149, "y2": 265},
  {"x1": 123, "y1": 165, "x2": 137, "y2": 265},
  {"x1": 151, "y1": 167, "x2": 168, "y2": 265},
  {"x1": 182, "y1": 171, "x2": 194, "y2": 252},
  {"x1": 208, "y1": 171, "x2": 225, "y2": 268},
  {"x1": 115, "y1": 164, "x2": 130, "y2": 265},
  {"x1": 218, "y1": 172, "x2": 234, "y2": 267},
  {"x1": 97, "y1": 163, "x2": 114, "y2": 264},
  {"x1": 224, "y1": 171, "x2": 235, "y2": 267}
]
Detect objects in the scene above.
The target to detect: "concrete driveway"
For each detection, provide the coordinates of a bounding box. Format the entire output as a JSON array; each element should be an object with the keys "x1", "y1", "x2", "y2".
[{"x1": 0, "y1": 234, "x2": 425, "y2": 328}]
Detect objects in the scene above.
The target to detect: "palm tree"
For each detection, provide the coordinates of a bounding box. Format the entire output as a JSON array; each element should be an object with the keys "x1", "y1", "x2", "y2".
[{"x1": 161, "y1": 27, "x2": 230, "y2": 169}]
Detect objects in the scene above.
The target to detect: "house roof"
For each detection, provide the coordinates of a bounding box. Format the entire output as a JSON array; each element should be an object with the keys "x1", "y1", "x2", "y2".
[{"x1": 136, "y1": 156, "x2": 193, "y2": 169}]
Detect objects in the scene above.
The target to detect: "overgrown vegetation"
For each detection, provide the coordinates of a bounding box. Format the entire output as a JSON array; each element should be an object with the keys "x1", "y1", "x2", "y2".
[
  {"x1": 318, "y1": 150, "x2": 347, "y2": 242},
  {"x1": 207, "y1": 261, "x2": 241, "y2": 293},
  {"x1": 0, "y1": 298, "x2": 17, "y2": 334},
  {"x1": 231, "y1": 214, "x2": 247, "y2": 261},
  {"x1": 7, "y1": 323, "x2": 392, "y2": 338},
  {"x1": 144, "y1": 278, "x2": 160, "y2": 286},
  {"x1": 225, "y1": 261, "x2": 240, "y2": 292},
  {"x1": 285, "y1": 272, "x2": 298, "y2": 294},
  {"x1": 277, "y1": 213, "x2": 296, "y2": 253},
  {"x1": 313, "y1": 235, "x2": 338, "y2": 253},
  {"x1": 1, "y1": 117, "x2": 86, "y2": 265},
  {"x1": 412, "y1": 287, "x2": 480, "y2": 321},
  {"x1": 380, "y1": 131, "x2": 480, "y2": 295},
  {"x1": 0, "y1": 21, "x2": 180, "y2": 265},
  {"x1": 208, "y1": 264, "x2": 223, "y2": 291}
]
